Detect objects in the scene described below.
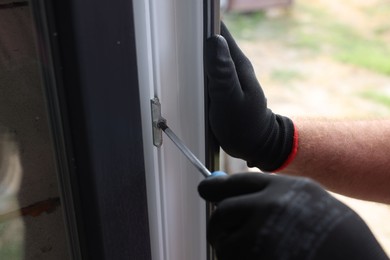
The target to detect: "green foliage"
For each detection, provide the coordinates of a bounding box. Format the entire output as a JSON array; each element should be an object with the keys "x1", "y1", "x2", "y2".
[
  {"x1": 224, "y1": 2, "x2": 390, "y2": 75},
  {"x1": 0, "y1": 221, "x2": 24, "y2": 260},
  {"x1": 270, "y1": 69, "x2": 304, "y2": 83},
  {"x1": 360, "y1": 91, "x2": 390, "y2": 109},
  {"x1": 223, "y1": 11, "x2": 295, "y2": 41},
  {"x1": 0, "y1": 242, "x2": 23, "y2": 260}
]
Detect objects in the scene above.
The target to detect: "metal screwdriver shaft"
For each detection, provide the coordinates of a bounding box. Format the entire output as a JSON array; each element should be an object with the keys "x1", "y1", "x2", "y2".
[{"x1": 157, "y1": 121, "x2": 212, "y2": 178}]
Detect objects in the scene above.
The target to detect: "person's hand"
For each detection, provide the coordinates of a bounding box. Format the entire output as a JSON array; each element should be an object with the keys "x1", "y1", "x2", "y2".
[
  {"x1": 198, "y1": 173, "x2": 388, "y2": 260},
  {"x1": 204, "y1": 23, "x2": 297, "y2": 172}
]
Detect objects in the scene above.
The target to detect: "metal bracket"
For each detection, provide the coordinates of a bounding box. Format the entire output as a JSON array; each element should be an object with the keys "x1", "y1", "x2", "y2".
[{"x1": 151, "y1": 97, "x2": 165, "y2": 147}]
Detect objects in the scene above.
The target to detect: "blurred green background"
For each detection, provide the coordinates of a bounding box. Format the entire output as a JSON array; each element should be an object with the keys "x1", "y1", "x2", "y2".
[{"x1": 223, "y1": 0, "x2": 390, "y2": 115}]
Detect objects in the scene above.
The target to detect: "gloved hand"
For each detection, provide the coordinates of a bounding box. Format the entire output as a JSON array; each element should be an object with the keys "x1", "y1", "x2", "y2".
[
  {"x1": 198, "y1": 173, "x2": 388, "y2": 260},
  {"x1": 204, "y1": 23, "x2": 298, "y2": 172}
]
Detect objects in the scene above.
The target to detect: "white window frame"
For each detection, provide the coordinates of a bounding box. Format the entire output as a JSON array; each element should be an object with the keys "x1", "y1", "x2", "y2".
[{"x1": 133, "y1": 1, "x2": 208, "y2": 259}]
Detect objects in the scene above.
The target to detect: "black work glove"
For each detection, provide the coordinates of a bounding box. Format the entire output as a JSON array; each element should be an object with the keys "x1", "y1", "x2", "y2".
[
  {"x1": 198, "y1": 173, "x2": 388, "y2": 260},
  {"x1": 204, "y1": 23, "x2": 297, "y2": 172}
]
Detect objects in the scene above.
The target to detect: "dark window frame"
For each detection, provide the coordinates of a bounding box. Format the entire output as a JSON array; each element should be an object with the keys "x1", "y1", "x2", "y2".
[{"x1": 31, "y1": 0, "x2": 152, "y2": 259}]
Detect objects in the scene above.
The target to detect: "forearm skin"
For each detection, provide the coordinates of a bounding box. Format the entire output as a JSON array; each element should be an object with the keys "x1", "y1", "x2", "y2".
[{"x1": 281, "y1": 118, "x2": 390, "y2": 204}]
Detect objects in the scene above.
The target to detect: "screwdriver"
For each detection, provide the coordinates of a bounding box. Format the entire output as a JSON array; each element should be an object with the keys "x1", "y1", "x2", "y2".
[{"x1": 157, "y1": 120, "x2": 226, "y2": 178}]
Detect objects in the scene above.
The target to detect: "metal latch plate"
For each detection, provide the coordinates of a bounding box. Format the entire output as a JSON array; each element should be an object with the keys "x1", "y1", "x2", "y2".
[{"x1": 151, "y1": 97, "x2": 164, "y2": 147}]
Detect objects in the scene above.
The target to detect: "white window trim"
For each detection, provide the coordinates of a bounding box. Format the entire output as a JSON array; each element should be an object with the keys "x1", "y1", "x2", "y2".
[{"x1": 133, "y1": 1, "x2": 207, "y2": 259}]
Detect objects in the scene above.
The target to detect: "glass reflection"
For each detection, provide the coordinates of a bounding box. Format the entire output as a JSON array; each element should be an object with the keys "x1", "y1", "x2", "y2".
[
  {"x1": 0, "y1": 129, "x2": 24, "y2": 259},
  {"x1": 0, "y1": 2, "x2": 69, "y2": 259}
]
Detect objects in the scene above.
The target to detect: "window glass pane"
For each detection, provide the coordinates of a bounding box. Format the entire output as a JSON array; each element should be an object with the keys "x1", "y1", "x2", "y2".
[{"x1": 0, "y1": 2, "x2": 70, "y2": 259}]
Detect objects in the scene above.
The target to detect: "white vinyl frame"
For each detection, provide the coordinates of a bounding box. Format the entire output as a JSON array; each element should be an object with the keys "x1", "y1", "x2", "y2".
[{"x1": 133, "y1": 1, "x2": 207, "y2": 260}]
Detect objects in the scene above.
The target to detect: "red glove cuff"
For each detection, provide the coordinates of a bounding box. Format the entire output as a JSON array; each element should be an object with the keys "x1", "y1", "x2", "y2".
[{"x1": 274, "y1": 123, "x2": 299, "y2": 172}]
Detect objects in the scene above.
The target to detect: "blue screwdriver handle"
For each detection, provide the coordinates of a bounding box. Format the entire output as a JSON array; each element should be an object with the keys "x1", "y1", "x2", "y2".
[{"x1": 210, "y1": 171, "x2": 227, "y2": 177}]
